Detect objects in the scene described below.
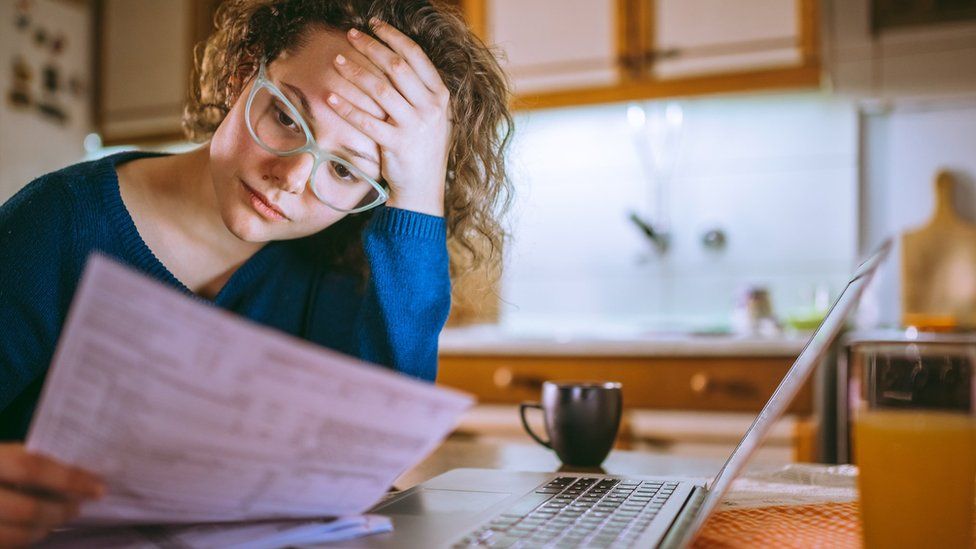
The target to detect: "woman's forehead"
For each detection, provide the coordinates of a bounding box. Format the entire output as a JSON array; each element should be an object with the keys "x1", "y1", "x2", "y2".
[
  {"x1": 266, "y1": 29, "x2": 382, "y2": 158},
  {"x1": 272, "y1": 29, "x2": 380, "y2": 83}
]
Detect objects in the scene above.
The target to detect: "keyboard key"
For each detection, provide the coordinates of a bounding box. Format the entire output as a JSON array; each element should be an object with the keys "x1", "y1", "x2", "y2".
[
  {"x1": 458, "y1": 476, "x2": 676, "y2": 548},
  {"x1": 484, "y1": 536, "x2": 518, "y2": 547}
]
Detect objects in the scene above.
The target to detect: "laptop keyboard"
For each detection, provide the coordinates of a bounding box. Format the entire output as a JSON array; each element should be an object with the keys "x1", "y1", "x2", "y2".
[{"x1": 452, "y1": 476, "x2": 679, "y2": 548}]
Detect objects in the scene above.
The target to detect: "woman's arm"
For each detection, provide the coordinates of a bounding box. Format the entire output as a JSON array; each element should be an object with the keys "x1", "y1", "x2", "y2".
[
  {"x1": 313, "y1": 21, "x2": 457, "y2": 381},
  {"x1": 353, "y1": 206, "x2": 450, "y2": 381},
  {"x1": 0, "y1": 175, "x2": 81, "y2": 438}
]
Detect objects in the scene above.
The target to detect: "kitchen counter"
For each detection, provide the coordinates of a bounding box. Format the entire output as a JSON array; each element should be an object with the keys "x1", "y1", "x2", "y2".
[
  {"x1": 439, "y1": 323, "x2": 810, "y2": 357},
  {"x1": 436, "y1": 322, "x2": 818, "y2": 438}
]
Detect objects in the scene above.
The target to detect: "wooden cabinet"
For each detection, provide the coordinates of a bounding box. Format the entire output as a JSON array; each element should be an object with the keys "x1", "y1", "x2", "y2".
[
  {"x1": 648, "y1": 0, "x2": 806, "y2": 80},
  {"x1": 460, "y1": 0, "x2": 820, "y2": 110},
  {"x1": 824, "y1": 0, "x2": 976, "y2": 98},
  {"x1": 483, "y1": 0, "x2": 621, "y2": 95},
  {"x1": 437, "y1": 355, "x2": 812, "y2": 414},
  {"x1": 95, "y1": 0, "x2": 220, "y2": 144}
]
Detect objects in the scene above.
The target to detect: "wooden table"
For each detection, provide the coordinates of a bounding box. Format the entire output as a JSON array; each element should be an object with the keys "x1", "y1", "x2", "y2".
[
  {"x1": 388, "y1": 439, "x2": 860, "y2": 548},
  {"x1": 393, "y1": 438, "x2": 858, "y2": 512},
  {"x1": 393, "y1": 437, "x2": 726, "y2": 491}
]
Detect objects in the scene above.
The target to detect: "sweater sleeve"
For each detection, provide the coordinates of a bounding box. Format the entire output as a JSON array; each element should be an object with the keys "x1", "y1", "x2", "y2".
[
  {"x1": 354, "y1": 206, "x2": 451, "y2": 382},
  {"x1": 0, "y1": 174, "x2": 80, "y2": 435}
]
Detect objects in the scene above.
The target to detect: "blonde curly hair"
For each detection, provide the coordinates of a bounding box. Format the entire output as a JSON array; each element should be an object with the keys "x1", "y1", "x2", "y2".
[{"x1": 183, "y1": 0, "x2": 512, "y2": 278}]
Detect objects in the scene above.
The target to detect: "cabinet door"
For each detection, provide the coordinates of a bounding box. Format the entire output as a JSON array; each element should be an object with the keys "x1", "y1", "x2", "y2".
[
  {"x1": 485, "y1": 0, "x2": 622, "y2": 95},
  {"x1": 648, "y1": 0, "x2": 806, "y2": 79},
  {"x1": 97, "y1": 0, "x2": 219, "y2": 144},
  {"x1": 99, "y1": 0, "x2": 192, "y2": 143}
]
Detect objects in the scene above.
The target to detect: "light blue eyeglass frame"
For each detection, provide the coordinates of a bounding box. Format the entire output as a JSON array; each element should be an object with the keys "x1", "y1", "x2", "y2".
[{"x1": 244, "y1": 59, "x2": 388, "y2": 214}]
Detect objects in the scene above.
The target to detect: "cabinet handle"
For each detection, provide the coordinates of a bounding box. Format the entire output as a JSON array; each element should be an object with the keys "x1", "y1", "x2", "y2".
[
  {"x1": 642, "y1": 48, "x2": 681, "y2": 63},
  {"x1": 690, "y1": 372, "x2": 759, "y2": 399},
  {"x1": 618, "y1": 49, "x2": 681, "y2": 75},
  {"x1": 618, "y1": 52, "x2": 641, "y2": 75},
  {"x1": 493, "y1": 367, "x2": 545, "y2": 392}
]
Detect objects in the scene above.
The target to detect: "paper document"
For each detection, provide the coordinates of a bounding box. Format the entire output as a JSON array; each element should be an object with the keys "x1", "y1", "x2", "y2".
[
  {"x1": 26, "y1": 254, "x2": 473, "y2": 525},
  {"x1": 38, "y1": 515, "x2": 394, "y2": 548}
]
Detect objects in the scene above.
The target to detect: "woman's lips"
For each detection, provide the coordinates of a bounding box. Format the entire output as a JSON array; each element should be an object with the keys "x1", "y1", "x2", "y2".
[{"x1": 240, "y1": 180, "x2": 288, "y2": 221}]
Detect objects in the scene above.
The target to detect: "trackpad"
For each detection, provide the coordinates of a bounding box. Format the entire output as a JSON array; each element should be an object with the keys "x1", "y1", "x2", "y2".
[{"x1": 382, "y1": 489, "x2": 511, "y2": 516}]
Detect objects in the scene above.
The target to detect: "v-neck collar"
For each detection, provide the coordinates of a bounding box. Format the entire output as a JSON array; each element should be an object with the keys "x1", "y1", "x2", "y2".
[{"x1": 98, "y1": 150, "x2": 283, "y2": 305}]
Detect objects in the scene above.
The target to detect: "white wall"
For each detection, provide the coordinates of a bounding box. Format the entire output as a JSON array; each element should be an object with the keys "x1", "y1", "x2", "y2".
[
  {"x1": 501, "y1": 92, "x2": 860, "y2": 332},
  {"x1": 0, "y1": 0, "x2": 92, "y2": 203}
]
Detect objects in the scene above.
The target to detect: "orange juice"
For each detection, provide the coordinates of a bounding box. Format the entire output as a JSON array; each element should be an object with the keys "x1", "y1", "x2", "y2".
[{"x1": 855, "y1": 410, "x2": 976, "y2": 549}]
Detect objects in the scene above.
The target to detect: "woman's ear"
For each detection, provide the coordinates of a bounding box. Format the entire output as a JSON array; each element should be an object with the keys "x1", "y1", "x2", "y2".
[
  {"x1": 225, "y1": 59, "x2": 258, "y2": 107},
  {"x1": 230, "y1": 60, "x2": 257, "y2": 90}
]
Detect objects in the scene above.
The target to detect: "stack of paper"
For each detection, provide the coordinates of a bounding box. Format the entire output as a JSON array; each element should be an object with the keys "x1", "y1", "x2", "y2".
[
  {"x1": 39, "y1": 515, "x2": 393, "y2": 548},
  {"x1": 26, "y1": 254, "x2": 473, "y2": 543}
]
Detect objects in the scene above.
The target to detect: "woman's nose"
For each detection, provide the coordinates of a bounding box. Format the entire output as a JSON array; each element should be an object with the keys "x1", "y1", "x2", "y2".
[{"x1": 266, "y1": 153, "x2": 313, "y2": 194}]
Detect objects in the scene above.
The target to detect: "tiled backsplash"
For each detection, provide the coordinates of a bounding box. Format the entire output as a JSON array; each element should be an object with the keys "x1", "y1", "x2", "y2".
[{"x1": 501, "y1": 92, "x2": 859, "y2": 331}]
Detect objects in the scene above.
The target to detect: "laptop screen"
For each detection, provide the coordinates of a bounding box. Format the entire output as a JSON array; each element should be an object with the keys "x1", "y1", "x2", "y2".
[{"x1": 681, "y1": 239, "x2": 892, "y2": 541}]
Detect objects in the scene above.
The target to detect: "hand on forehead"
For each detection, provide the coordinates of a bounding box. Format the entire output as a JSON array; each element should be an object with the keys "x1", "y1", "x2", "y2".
[{"x1": 275, "y1": 29, "x2": 388, "y2": 122}]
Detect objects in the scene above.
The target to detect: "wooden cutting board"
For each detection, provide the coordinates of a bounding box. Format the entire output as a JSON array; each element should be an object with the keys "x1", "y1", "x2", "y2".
[{"x1": 901, "y1": 171, "x2": 976, "y2": 329}]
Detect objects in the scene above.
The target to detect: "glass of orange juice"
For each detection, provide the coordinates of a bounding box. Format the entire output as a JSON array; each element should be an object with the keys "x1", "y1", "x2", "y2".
[{"x1": 852, "y1": 339, "x2": 975, "y2": 549}]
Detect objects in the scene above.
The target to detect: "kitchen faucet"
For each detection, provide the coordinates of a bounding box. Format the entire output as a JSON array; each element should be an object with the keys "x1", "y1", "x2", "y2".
[{"x1": 628, "y1": 211, "x2": 670, "y2": 254}]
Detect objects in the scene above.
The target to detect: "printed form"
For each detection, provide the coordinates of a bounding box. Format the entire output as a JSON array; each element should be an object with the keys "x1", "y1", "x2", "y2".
[{"x1": 26, "y1": 254, "x2": 473, "y2": 526}]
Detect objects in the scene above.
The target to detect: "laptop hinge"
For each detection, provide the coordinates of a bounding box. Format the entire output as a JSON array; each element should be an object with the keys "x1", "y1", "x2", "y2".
[{"x1": 658, "y1": 486, "x2": 707, "y2": 549}]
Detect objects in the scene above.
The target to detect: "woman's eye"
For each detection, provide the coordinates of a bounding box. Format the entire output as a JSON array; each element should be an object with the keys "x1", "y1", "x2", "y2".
[
  {"x1": 331, "y1": 161, "x2": 351, "y2": 179},
  {"x1": 331, "y1": 161, "x2": 360, "y2": 182},
  {"x1": 273, "y1": 103, "x2": 300, "y2": 132}
]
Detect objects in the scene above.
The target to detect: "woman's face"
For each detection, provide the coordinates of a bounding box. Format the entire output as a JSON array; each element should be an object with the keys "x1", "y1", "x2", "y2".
[{"x1": 209, "y1": 29, "x2": 385, "y2": 242}]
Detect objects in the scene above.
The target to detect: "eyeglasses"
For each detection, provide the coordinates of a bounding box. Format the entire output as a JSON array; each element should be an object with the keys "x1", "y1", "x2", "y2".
[{"x1": 244, "y1": 59, "x2": 388, "y2": 213}]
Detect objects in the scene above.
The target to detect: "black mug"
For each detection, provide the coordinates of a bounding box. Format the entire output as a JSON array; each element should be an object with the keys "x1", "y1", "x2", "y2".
[{"x1": 519, "y1": 381, "x2": 623, "y2": 467}]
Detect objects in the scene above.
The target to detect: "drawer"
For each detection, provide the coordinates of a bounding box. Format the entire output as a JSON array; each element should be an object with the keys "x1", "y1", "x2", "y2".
[{"x1": 437, "y1": 355, "x2": 812, "y2": 415}]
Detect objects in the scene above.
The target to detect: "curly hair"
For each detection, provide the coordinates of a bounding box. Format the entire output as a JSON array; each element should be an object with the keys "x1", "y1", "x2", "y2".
[{"x1": 183, "y1": 0, "x2": 512, "y2": 280}]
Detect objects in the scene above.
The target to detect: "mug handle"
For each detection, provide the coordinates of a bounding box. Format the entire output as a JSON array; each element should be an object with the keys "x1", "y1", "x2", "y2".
[{"x1": 519, "y1": 402, "x2": 552, "y2": 449}]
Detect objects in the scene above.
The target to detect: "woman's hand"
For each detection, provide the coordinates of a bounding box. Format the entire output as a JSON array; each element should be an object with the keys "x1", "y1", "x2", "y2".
[
  {"x1": 329, "y1": 18, "x2": 452, "y2": 217},
  {"x1": 0, "y1": 443, "x2": 104, "y2": 547}
]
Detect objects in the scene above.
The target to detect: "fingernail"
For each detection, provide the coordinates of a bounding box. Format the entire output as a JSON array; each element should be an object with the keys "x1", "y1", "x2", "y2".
[
  {"x1": 348, "y1": 28, "x2": 360, "y2": 38},
  {"x1": 335, "y1": 54, "x2": 346, "y2": 65},
  {"x1": 327, "y1": 94, "x2": 339, "y2": 105},
  {"x1": 370, "y1": 17, "x2": 382, "y2": 27}
]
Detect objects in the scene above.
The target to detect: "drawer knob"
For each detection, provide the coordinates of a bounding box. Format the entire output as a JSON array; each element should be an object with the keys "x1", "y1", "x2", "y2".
[
  {"x1": 493, "y1": 367, "x2": 545, "y2": 391},
  {"x1": 690, "y1": 372, "x2": 759, "y2": 398},
  {"x1": 690, "y1": 373, "x2": 710, "y2": 394}
]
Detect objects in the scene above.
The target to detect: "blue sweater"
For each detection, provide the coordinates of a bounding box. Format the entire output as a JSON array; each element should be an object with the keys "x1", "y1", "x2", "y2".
[{"x1": 0, "y1": 151, "x2": 451, "y2": 440}]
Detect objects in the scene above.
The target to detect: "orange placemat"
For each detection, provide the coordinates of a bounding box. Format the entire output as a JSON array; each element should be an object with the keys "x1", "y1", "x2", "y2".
[
  {"x1": 693, "y1": 501, "x2": 976, "y2": 548},
  {"x1": 692, "y1": 501, "x2": 861, "y2": 548}
]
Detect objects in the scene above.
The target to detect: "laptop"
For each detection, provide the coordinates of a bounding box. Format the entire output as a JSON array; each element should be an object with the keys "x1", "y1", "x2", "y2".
[{"x1": 344, "y1": 240, "x2": 891, "y2": 549}]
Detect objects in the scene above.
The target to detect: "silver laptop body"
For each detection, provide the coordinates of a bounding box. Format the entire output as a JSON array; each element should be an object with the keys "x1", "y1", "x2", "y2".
[{"x1": 340, "y1": 241, "x2": 890, "y2": 549}]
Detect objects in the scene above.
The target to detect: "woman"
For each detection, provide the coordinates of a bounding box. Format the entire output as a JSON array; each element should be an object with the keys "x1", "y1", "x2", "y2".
[{"x1": 0, "y1": 0, "x2": 511, "y2": 544}]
